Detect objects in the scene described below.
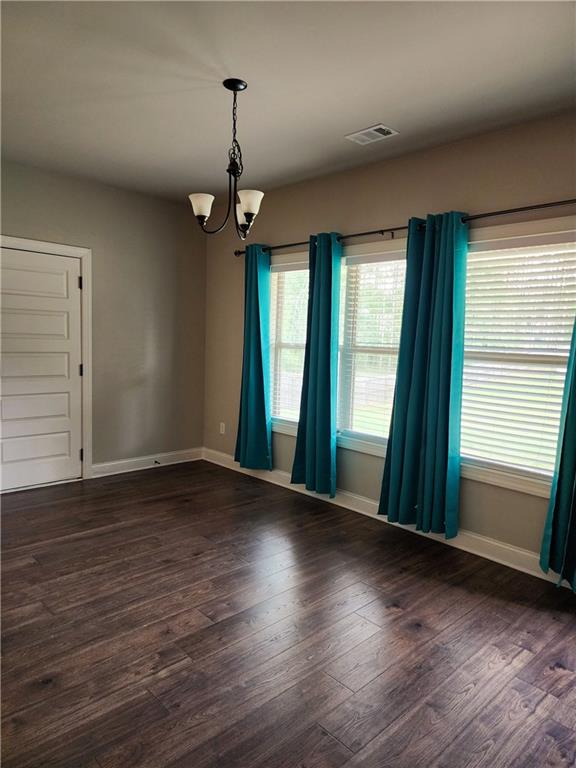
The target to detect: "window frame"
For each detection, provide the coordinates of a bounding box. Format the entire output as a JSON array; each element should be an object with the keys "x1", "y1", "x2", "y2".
[
  {"x1": 270, "y1": 240, "x2": 406, "y2": 457},
  {"x1": 460, "y1": 215, "x2": 575, "y2": 495},
  {"x1": 337, "y1": 247, "x2": 406, "y2": 444},
  {"x1": 269, "y1": 216, "x2": 576, "y2": 497}
]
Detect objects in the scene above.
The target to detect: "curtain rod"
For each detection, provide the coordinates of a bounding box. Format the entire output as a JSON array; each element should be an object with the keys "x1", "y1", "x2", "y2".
[{"x1": 233, "y1": 198, "x2": 576, "y2": 257}]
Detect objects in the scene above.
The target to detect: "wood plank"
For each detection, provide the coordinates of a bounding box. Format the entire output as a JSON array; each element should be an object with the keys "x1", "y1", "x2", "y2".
[
  {"x1": 247, "y1": 723, "x2": 353, "y2": 768},
  {"x1": 97, "y1": 614, "x2": 379, "y2": 767},
  {"x1": 2, "y1": 608, "x2": 211, "y2": 715},
  {"x1": 328, "y1": 640, "x2": 535, "y2": 768},
  {"x1": 2, "y1": 689, "x2": 167, "y2": 768},
  {"x1": 155, "y1": 672, "x2": 352, "y2": 768},
  {"x1": 177, "y1": 575, "x2": 378, "y2": 662},
  {"x1": 317, "y1": 604, "x2": 530, "y2": 752},
  {"x1": 507, "y1": 716, "x2": 576, "y2": 767},
  {"x1": 151, "y1": 611, "x2": 380, "y2": 716},
  {"x1": 429, "y1": 678, "x2": 550, "y2": 768},
  {"x1": 325, "y1": 563, "x2": 503, "y2": 693},
  {"x1": 1, "y1": 601, "x2": 53, "y2": 632},
  {"x1": 517, "y1": 617, "x2": 576, "y2": 700},
  {"x1": 2, "y1": 647, "x2": 187, "y2": 748}
]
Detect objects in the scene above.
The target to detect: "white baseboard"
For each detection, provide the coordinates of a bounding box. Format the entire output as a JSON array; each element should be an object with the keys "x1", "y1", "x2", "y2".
[
  {"x1": 92, "y1": 448, "x2": 203, "y2": 477},
  {"x1": 201, "y1": 447, "x2": 561, "y2": 587}
]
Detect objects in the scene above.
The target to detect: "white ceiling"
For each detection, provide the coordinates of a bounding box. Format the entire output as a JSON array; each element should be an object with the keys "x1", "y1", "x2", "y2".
[{"x1": 2, "y1": 2, "x2": 575, "y2": 201}]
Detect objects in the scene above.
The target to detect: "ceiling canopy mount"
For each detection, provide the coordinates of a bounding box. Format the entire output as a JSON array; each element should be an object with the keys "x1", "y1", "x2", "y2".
[{"x1": 223, "y1": 78, "x2": 247, "y2": 92}]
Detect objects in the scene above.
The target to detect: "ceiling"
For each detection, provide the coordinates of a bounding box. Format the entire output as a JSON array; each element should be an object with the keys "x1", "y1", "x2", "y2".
[{"x1": 2, "y1": 2, "x2": 575, "y2": 201}]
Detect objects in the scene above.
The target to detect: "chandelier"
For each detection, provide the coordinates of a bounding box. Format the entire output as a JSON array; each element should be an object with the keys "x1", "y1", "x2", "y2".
[{"x1": 188, "y1": 79, "x2": 264, "y2": 240}]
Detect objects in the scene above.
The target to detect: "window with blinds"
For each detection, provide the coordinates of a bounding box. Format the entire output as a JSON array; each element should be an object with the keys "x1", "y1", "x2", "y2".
[
  {"x1": 338, "y1": 258, "x2": 406, "y2": 438},
  {"x1": 270, "y1": 257, "x2": 406, "y2": 436},
  {"x1": 461, "y1": 242, "x2": 576, "y2": 474},
  {"x1": 270, "y1": 269, "x2": 309, "y2": 420}
]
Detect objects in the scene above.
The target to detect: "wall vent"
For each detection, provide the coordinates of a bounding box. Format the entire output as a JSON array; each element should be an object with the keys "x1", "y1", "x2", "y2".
[{"x1": 345, "y1": 124, "x2": 398, "y2": 145}]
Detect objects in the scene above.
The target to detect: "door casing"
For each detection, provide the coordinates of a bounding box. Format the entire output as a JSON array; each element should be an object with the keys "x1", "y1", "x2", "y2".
[{"x1": 1, "y1": 235, "x2": 93, "y2": 490}]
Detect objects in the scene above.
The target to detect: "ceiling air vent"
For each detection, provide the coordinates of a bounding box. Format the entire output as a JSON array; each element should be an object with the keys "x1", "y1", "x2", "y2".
[{"x1": 345, "y1": 124, "x2": 398, "y2": 145}]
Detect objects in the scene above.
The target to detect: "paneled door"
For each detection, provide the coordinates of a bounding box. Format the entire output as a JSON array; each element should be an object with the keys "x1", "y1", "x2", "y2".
[{"x1": 1, "y1": 247, "x2": 83, "y2": 490}]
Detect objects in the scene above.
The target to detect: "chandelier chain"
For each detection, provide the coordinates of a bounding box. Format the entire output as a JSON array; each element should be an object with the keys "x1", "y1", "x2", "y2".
[{"x1": 228, "y1": 91, "x2": 244, "y2": 176}]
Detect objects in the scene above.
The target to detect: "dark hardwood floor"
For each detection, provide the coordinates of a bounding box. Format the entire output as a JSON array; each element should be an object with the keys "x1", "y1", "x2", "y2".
[{"x1": 2, "y1": 460, "x2": 575, "y2": 767}]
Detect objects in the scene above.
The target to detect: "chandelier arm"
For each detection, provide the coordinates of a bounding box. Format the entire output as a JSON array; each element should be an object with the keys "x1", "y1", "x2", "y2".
[{"x1": 200, "y1": 172, "x2": 234, "y2": 235}]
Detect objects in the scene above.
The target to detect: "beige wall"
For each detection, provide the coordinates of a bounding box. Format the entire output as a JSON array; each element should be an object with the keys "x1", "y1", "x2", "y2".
[
  {"x1": 1, "y1": 161, "x2": 206, "y2": 463},
  {"x1": 204, "y1": 111, "x2": 576, "y2": 554}
]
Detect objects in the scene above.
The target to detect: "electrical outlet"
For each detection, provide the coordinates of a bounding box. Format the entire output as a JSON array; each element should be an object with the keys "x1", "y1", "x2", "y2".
[{"x1": 219, "y1": 422, "x2": 226, "y2": 435}]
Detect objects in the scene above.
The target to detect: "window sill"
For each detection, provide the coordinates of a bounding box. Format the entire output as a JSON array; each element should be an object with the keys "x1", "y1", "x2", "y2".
[
  {"x1": 271, "y1": 418, "x2": 298, "y2": 437},
  {"x1": 271, "y1": 419, "x2": 386, "y2": 457},
  {"x1": 337, "y1": 431, "x2": 386, "y2": 457},
  {"x1": 271, "y1": 419, "x2": 551, "y2": 498}
]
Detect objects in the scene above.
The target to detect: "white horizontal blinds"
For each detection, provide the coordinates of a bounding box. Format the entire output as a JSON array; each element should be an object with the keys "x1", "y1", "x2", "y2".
[
  {"x1": 462, "y1": 243, "x2": 576, "y2": 473},
  {"x1": 270, "y1": 269, "x2": 309, "y2": 420},
  {"x1": 338, "y1": 258, "x2": 406, "y2": 438}
]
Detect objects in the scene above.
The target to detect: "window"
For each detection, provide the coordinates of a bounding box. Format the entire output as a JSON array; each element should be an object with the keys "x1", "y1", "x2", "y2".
[
  {"x1": 270, "y1": 268, "x2": 309, "y2": 421},
  {"x1": 269, "y1": 253, "x2": 406, "y2": 441},
  {"x1": 461, "y1": 242, "x2": 576, "y2": 474},
  {"x1": 338, "y1": 258, "x2": 405, "y2": 438}
]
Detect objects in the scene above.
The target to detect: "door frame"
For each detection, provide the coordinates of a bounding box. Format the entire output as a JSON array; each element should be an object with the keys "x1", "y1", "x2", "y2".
[{"x1": 1, "y1": 235, "x2": 93, "y2": 482}]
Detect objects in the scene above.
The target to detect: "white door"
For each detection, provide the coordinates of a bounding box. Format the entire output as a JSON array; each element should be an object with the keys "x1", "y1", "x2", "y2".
[{"x1": 1, "y1": 248, "x2": 83, "y2": 490}]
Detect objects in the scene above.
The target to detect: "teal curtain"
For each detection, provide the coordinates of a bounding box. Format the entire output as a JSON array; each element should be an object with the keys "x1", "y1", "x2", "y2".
[
  {"x1": 379, "y1": 212, "x2": 468, "y2": 538},
  {"x1": 291, "y1": 233, "x2": 342, "y2": 497},
  {"x1": 540, "y1": 318, "x2": 576, "y2": 591},
  {"x1": 234, "y1": 244, "x2": 272, "y2": 470}
]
